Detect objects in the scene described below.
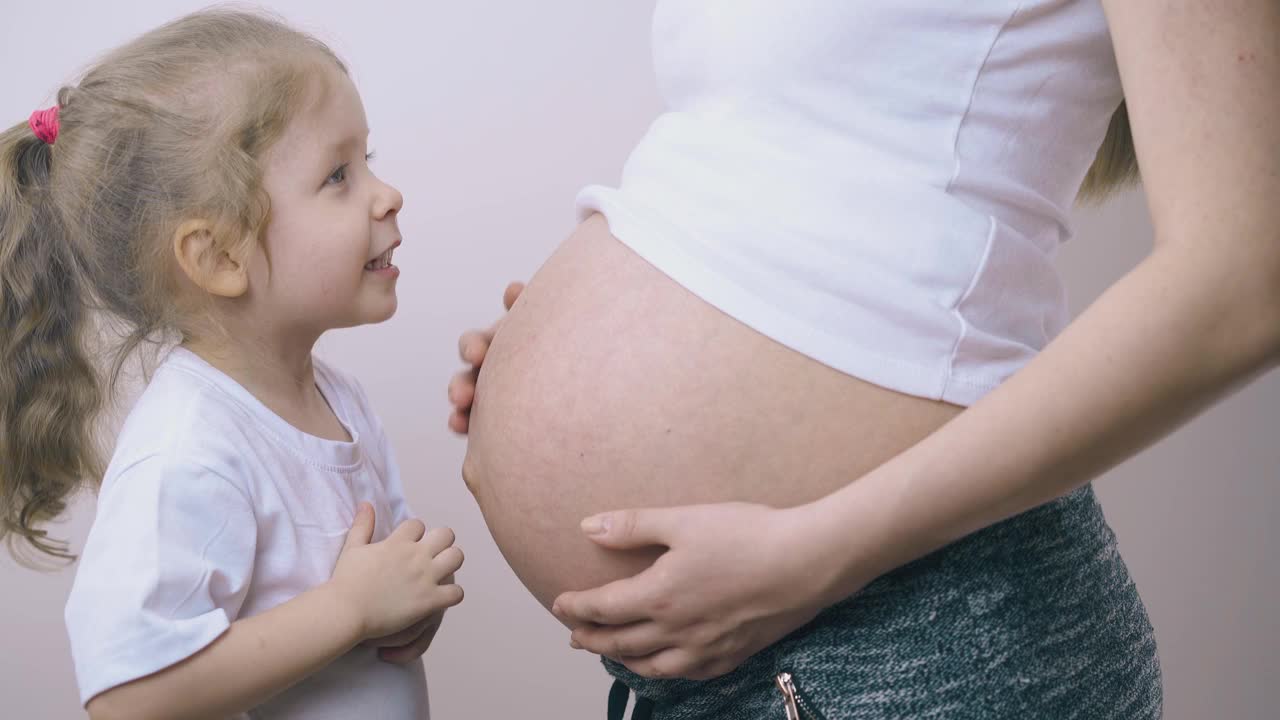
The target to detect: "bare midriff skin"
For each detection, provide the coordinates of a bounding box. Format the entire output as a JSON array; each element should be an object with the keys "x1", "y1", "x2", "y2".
[{"x1": 464, "y1": 214, "x2": 964, "y2": 612}]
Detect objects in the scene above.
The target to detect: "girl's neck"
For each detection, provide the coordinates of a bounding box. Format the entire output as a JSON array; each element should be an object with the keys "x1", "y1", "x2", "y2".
[{"x1": 181, "y1": 329, "x2": 350, "y2": 442}]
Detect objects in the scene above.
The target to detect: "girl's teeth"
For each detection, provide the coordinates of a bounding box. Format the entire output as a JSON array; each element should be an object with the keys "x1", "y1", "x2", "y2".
[{"x1": 366, "y1": 249, "x2": 394, "y2": 270}]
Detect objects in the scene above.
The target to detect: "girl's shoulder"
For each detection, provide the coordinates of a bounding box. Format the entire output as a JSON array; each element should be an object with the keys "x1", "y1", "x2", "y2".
[
  {"x1": 311, "y1": 354, "x2": 381, "y2": 431},
  {"x1": 106, "y1": 352, "x2": 263, "y2": 492}
]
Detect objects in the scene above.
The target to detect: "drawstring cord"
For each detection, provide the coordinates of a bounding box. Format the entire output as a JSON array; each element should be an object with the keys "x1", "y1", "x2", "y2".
[{"x1": 608, "y1": 678, "x2": 655, "y2": 720}]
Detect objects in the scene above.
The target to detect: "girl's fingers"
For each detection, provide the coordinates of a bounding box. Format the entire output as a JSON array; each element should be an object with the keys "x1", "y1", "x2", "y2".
[
  {"x1": 434, "y1": 583, "x2": 465, "y2": 609},
  {"x1": 391, "y1": 519, "x2": 428, "y2": 543},
  {"x1": 420, "y1": 527, "x2": 456, "y2": 556},
  {"x1": 432, "y1": 545, "x2": 465, "y2": 579},
  {"x1": 377, "y1": 617, "x2": 442, "y2": 665},
  {"x1": 363, "y1": 616, "x2": 433, "y2": 649}
]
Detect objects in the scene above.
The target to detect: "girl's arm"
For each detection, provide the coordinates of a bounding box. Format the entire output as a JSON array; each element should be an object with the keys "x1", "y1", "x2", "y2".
[
  {"x1": 550, "y1": 0, "x2": 1280, "y2": 679},
  {"x1": 87, "y1": 582, "x2": 362, "y2": 720},
  {"x1": 87, "y1": 506, "x2": 464, "y2": 720}
]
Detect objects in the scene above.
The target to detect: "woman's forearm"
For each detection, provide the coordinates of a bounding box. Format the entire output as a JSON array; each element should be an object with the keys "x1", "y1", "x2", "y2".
[
  {"x1": 810, "y1": 239, "x2": 1280, "y2": 604},
  {"x1": 86, "y1": 582, "x2": 363, "y2": 720}
]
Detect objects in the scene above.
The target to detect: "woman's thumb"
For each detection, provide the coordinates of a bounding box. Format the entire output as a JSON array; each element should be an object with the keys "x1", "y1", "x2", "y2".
[{"x1": 343, "y1": 503, "x2": 376, "y2": 551}]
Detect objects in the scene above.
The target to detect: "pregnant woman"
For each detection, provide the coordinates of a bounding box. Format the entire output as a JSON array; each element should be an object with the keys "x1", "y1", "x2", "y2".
[{"x1": 452, "y1": 2, "x2": 1277, "y2": 718}]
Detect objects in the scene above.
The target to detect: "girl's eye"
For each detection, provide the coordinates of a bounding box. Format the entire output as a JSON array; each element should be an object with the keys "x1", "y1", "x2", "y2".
[
  {"x1": 326, "y1": 164, "x2": 348, "y2": 186},
  {"x1": 365, "y1": 150, "x2": 377, "y2": 163}
]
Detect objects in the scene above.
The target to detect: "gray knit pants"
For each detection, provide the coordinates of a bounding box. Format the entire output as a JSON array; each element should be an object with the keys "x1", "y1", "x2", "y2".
[{"x1": 604, "y1": 485, "x2": 1162, "y2": 719}]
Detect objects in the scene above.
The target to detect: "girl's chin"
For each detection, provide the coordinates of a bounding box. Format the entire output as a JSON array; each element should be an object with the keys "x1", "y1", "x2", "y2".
[
  {"x1": 323, "y1": 295, "x2": 397, "y2": 330},
  {"x1": 360, "y1": 299, "x2": 397, "y2": 325}
]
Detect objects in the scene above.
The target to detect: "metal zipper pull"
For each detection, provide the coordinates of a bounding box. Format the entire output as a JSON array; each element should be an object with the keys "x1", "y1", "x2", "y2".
[{"x1": 775, "y1": 672, "x2": 801, "y2": 720}]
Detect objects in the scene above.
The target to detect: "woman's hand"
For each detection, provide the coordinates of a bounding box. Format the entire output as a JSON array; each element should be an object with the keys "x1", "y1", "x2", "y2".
[
  {"x1": 550, "y1": 501, "x2": 862, "y2": 681},
  {"x1": 448, "y1": 282, "x2": 524, "y2": 434}
]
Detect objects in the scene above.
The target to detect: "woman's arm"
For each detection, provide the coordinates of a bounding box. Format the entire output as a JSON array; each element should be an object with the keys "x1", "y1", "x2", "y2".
[
  {"x1": 821, "y1": 0, "x2": 1280, "y2": 591},
  {"x1": 87, "y1": 506, "x2": 465, "y2": 720},
  {"x1": 551, "y1": 0, "x2": 1280, "y2": 679}
]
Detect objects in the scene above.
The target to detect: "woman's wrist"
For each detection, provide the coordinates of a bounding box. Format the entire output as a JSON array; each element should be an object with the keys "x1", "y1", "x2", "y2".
[
  {"x1": 787, "y1": 479, "x2": 904, "y2": 610},
  {"x1": 793, "y1": 452, "x2": 973, "y2": 609}
]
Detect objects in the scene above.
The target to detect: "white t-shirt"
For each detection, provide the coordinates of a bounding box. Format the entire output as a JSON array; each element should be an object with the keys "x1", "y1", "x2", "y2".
[
  {"x1": 65, "y1": 347, "x2": 429, "y2": 719},
  {"x1": 578, "y1": 0, "x2": 1125, "y2": 406}
]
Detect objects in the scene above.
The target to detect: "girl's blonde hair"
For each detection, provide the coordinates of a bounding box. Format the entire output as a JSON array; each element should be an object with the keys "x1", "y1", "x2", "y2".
[{"x1": 0, "y1": 9, "x2": 345, "y2": 564}]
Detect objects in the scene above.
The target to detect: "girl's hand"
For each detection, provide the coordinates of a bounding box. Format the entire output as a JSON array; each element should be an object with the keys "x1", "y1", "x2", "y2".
[
  {"x1": 448, "y1": 281, "x2": 524, "y2": 434},
  {"x1": 365, "y1": 604, "x2": 447, "y2": 665},
  {"x1": 362, "y1": 571, "x2": 456, "y2": 664},
  {"x1": 551, "y1": 502, "x2": 860, "y2": 681},
  {"x1": 329, "y1": 504, "x2": 466, "y2": 641}
]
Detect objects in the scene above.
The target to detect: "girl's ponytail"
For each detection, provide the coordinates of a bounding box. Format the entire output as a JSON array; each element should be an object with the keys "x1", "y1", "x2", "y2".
[{"x1": 0, "y1": 118, "x2": 102, "y2": 565}]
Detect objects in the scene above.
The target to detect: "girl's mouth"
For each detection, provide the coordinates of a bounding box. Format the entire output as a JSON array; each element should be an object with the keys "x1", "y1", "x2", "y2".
[{"x1": 365, "y1": 246, "x2": 395, "y2": 272}]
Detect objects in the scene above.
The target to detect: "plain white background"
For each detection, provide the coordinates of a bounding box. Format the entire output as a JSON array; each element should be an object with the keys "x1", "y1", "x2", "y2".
[{"x1": 1, "y1": 2, "x2": 1276, "y2": 718}]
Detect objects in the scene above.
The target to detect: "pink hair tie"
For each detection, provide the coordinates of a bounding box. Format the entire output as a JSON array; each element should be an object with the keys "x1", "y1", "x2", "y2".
[{"x1": 28, "y1": 106, "x2": 60, "y2": 145}]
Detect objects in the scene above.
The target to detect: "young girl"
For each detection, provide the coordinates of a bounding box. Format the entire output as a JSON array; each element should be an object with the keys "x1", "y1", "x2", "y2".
[{"x1": 0, "y1": 10, "x2": 460, "y2": 719}]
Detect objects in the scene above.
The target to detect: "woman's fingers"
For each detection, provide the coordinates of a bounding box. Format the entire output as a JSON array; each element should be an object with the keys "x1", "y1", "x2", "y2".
[
  {"x1": 448, "y1": 368, "x2": 478, "y2": 434},
  {"x1": 579, "y1": 507, "x2": 681, "y2": 550},
  {"x1": 558, "y1": 504, "x2": 830, "y2": 682},
  {"x1": 448, "y1": 368, "x2": 478, "y2": 408},
  {"x1": 619, "y1": 647, "x2": 703, "y2": 680},
  {"x1": 458, "y1": 280, "x2": 523, "y2": 365},
  {"x1": 502, "y1": 281, "x2": 525, "y2": 311},
  {"x1": 571, "y1": 620, "x2": 669, "y2": 660},
  {"x1": 552, "y1": 571, "x2": 663, "y2": 628},
  {"x1": 552, "y1": 508, "x2": 691, "y2": 626},
  {"x1": 677, "y1": 657, "x2": 742, "y2": 682},
  {"x1": 448, "y1": 281, "x2": 524, "y2": 435},
  {"x1": 457, "y1": 330, "x2": 492, "y2": 366}
]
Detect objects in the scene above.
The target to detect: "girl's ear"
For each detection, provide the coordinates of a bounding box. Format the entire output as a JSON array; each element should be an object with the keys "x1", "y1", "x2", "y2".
[{"x1": 172, "y1": 219, "x2": 249, "y2": 298}]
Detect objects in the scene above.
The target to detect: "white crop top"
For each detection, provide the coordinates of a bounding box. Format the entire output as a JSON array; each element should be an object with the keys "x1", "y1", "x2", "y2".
[{"x1": 577, "y1": 0, "x2": 1125, "y2": 406}]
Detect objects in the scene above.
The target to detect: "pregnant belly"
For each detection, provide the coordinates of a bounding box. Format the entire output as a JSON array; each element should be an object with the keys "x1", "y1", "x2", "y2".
[{"x1": 463, "y1": 214, "x2": 962, "y2": 612}]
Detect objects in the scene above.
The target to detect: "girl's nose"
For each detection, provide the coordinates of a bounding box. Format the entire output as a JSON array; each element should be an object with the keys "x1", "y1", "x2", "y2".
[{"x1": 373, "y1": 178, "x2": 403, "y2": 220}]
